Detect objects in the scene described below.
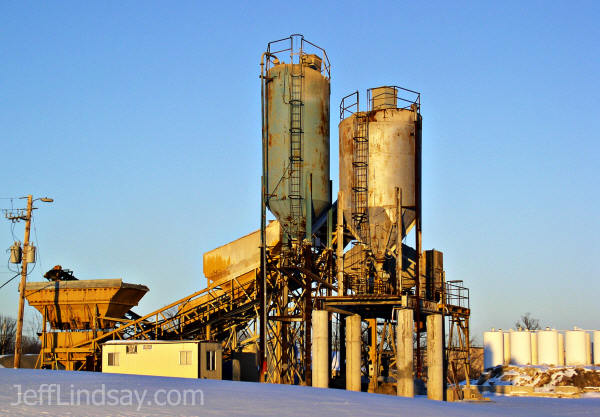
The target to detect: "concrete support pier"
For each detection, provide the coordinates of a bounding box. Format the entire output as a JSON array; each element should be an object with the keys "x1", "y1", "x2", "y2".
[
  {"x1": 312, "y1": 310, "x2": 329, "y2": 388},
  {"x1": 396, "y1": 309, "x2": 414, "y2": 397},
  {"x1": 346, "y1": 314, "x2": 361, "y2": 391},
  {"x1": 427, "y1": 313, "x2": 444, "y2": 401}
]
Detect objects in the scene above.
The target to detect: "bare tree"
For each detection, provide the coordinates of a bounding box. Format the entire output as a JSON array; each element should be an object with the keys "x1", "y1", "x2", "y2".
[
  {"x1": 27, "y1": 312, "x2": 43, "y2": 337},
  {"x1": 22, "y1": 313, "x2": 43, "y2": 354},
  {"x1": 0, "y1": 315, "x2": 17, "y2": 355},
  {"x1": 515, "y1": 312, "x2": 541, "y2": 330}
]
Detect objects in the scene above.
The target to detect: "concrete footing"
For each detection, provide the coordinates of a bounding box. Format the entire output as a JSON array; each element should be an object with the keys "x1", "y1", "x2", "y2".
[
  {"x1": 396, "y1": 309, "x2": 414, "y2": 397},
  {"x1": 427, "y1": 314, "x2": 444, "y2": 401},
  {"x1": 346, "y1": 314, "x2": 361, "y2": 391},
  {"x1": 312, "y1": 310, "x2": 329, "y2": 388}
]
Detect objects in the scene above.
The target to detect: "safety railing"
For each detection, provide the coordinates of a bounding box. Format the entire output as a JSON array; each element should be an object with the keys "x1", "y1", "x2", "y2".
[
  {"x1": 367, "y1": 86, "x2": 420, "y2": 112},
  {"x1": 339, "y1": 91, "x2": 359, "y2": 121},
  {"x1": 266, "y1": 34, "x2": 331, "y2": 78},
  {"x1": 340, "y1": 85, "x2": 421, "y2": 121},
  {"x1": 444, "y1": 280, "x2": 470, "y2": 309}
]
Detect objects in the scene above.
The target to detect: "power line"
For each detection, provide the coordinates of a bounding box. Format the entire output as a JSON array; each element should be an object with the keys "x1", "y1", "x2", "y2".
[{"x1": 0, "y1": 273, "x2": 20, "y2": 290}]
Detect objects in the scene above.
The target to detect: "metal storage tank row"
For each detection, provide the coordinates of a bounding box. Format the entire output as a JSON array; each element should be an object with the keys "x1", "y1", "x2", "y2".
[{"x1": 484, "y1": 327, "x2": 600, "y2": 367}]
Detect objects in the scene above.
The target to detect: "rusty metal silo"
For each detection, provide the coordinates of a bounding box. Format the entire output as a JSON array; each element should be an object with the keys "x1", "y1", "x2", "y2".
[
  {"x1": 339, "y1": 86, "x2": 421, "y2": 293},
  {"x1": 261, "y1": 35, "x2": 331, "y2": 248},
  {"x1": 259, "y1": 35, "x2": 332, "y2": 384}
]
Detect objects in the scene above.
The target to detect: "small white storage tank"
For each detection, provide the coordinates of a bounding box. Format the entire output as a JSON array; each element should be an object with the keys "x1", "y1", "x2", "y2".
[
  {"x1": 531, "y1": 331, "x2": 538, "y2": 365},
  {"x1": 503, "y1": 331, "x2": 511, "y2": 365},
  {"x1": 565, "y1": 328, "x2": 589, "y2": 366},
  {"x1": 510, "y1": 330, "x2": 532, "y2": 365},
  {"x1": 594, "y1": 331, "x2": 600, "y2": 365},
  {"x1": 537, "y1": 328, "x2": 559, "y2": 365},
  {"x1": 558, "y1": 332, "x2": 565, "y2": 365},
  {"x1": 483, "y1": 329, "x2": 504, "y2": 369}
]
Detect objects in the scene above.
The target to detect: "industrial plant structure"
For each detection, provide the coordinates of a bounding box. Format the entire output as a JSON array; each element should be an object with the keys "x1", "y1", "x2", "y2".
[{"x1": 22, "y1": 34, "x2": 473, "y2": 400}]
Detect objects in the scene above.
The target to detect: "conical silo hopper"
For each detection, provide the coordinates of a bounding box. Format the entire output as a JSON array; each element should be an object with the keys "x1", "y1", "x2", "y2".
[
  {"x1": 262, "y1": 35, "x2": 331, "y2": 245},
  {"x1": 25, "y1": 279, "x2": 149, "y2": 330},
  {"x1": 339, "y1": 86, "x2": 421, "y2": 276}
]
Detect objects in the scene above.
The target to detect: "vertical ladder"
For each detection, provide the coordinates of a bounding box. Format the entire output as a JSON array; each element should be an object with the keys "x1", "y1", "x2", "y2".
[
  {"x1": 352, "y1": 113, "x2": 369, "y2": 244},
  {"x1": 288, "y1": 59, "x2": 304, "y2": 252},
  {"x1": 350, "y1": 112, "x2": 369, "y2": 292}
]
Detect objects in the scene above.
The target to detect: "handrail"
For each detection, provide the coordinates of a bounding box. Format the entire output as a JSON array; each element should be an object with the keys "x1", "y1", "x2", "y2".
[
  {"x1": 339, "y1": 86, "x2": 421, "y2": 122},
  {"x1": 339, "y1": 91, "x2": 359, "y2": 120},
  {"x1": 367, "y1": 86, "x2": 420, "y2": 112},
  {"x1": 265, "y1": 34, "x2": 331, "y2": 79}
]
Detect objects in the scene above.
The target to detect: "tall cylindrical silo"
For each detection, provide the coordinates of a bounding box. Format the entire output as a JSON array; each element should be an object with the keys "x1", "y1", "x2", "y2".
[
  {"x1": 510, "y1": 330, "x2": 532, "y2": 365},
  {"x1": 262, "y1": 35, "x2": 330, "y2": 244},
  {"x1": 565, "y1": 328, "x2": 589, "y2": 366},
  {"x1": 339, "y1": 86, "x2": 421, "y2": 290},
  {"x1": 593, "y1": 331, "x2": 600, "y2": 365},
  {"x1": 537, "y1": 328, "x2": 559, "y2": 366},
  {"x1": 483, "y1": 330, "x2": 504, "y2": 369}
]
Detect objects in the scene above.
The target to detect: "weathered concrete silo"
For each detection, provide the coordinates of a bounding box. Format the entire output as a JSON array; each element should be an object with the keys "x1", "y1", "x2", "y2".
[
  {"x1": 339, "y1": 86, "x2": 421, "y2": 293},
  {"x1": 262, "y1": 35, "x2": 331, "y2": 247}
]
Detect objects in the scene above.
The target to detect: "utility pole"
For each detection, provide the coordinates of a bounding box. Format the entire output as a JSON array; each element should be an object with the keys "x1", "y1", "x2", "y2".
[
  {"x1": 5, "y1": 195, "x2": 53, "y2": 368},
  {"x1": 13, "y1": 194, "x2": 32, "y2": 369}
]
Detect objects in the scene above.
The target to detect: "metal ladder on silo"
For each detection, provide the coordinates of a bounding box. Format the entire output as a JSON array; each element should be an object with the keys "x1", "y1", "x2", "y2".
[
  {"x1": 352, "y1": 113, "x2": 369, "y2": 244},
  {"x1": 288, "y1": 59, "x2": 304, "y2": 254},
  {"x1": 350, "y1": 112, "x2": 370, "y2": 292}
]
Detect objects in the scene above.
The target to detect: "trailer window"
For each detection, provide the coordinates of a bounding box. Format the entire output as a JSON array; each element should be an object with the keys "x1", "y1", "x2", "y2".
[
  {"x1": 180, "y1": 350, "x2": 192, "y2": 365},
  {"x1": 126, "y1": 345, "x2": 137, "y2": 354},
  {"x1": 107, "y1": 352, "x2": 119, "y2": 366}
]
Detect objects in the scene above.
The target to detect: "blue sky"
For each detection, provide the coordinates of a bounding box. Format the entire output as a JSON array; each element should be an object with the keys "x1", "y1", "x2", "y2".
[{"x1": 1, "y1": 1, "x2": 598, "y2": 340}]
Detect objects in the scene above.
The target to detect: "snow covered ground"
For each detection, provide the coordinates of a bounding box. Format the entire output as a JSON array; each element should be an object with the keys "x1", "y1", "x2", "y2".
[
  {"x1": 1, "y1": 368, "x2": 599, "y2": 416},
  {"x1": 479, "y1": 365, "x2": 600, "y2": 391}
]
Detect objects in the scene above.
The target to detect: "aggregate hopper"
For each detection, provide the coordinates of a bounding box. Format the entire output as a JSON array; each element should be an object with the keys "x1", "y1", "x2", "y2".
[
  {"x1": 25, "y1": 279, "x2": 148, "y2": 330},
  {"x1": 24, "y1": 279, "x2": 148, "y2": 370}
]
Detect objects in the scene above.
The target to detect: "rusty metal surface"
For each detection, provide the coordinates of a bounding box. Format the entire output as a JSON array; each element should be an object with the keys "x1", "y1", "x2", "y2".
[
  {"x1": 266, "y1": 63, "x2": 330, "y2": 229},
  {"x1": 41, "y1": 330, "x2": 106, "y2": 348},
  {"x1": 203, "y1": 220, "x2": 280, "y2": 285},
  {"x1": 339, "y1": 107, "x2": 418, "y2": 261},
  {"x1": 24, "y1": 279, "x2": 148, "y2": 330}
]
